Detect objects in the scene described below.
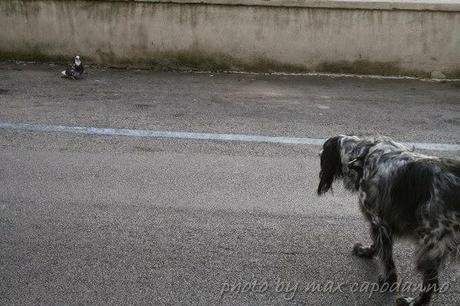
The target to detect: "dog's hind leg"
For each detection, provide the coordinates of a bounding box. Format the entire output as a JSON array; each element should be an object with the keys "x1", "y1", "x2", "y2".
[{"x1": 397, "y1": 228, "x2": 448, "y2": 306}]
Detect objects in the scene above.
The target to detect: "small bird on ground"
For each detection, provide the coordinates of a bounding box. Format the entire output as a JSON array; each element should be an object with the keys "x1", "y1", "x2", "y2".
[{"x1": 61, "y1": 55, "x2": 84, "y2": 79}]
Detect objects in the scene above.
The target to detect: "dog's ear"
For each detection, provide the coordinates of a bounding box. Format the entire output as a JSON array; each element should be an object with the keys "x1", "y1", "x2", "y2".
[{"x1": 317, "y1": 136, "x2": 343, "y2": 195}]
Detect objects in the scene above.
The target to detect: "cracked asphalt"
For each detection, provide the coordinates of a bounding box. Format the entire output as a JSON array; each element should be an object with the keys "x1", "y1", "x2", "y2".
[{"x1": 0, "y1": 62, "x2": 459, "y2": 305}]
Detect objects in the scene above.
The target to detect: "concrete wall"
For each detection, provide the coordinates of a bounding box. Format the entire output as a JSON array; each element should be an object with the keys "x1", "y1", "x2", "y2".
[{"x1": 1, "y1": 0, "x2": 459, "y2": 76}]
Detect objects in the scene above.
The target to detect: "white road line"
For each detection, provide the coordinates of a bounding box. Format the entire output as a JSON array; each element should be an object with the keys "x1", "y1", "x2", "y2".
[{"x1": 0, "y1": 122, "x2": 459, "y2": 151}]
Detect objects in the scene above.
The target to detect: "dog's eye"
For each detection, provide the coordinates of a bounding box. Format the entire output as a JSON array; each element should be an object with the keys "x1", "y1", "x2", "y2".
[{"x1": 318, "y1": 150, "x2": 323, "y2": 157}]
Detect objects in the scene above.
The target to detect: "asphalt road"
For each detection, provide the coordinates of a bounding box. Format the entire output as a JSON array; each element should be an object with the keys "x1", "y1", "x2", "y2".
[{"x1": 0, "y1": 63, "x2": 459, "y2": 306}]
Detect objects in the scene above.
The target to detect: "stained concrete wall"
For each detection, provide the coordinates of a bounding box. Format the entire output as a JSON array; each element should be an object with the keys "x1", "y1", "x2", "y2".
[{"x1": 0, "y1": 0, "x2": 459, "y2": 76}]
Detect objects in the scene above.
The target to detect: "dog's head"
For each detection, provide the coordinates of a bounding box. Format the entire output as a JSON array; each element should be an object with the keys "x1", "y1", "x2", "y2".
[{"x1": 317, "y1": 135, "x2": 374, "y2": 195}]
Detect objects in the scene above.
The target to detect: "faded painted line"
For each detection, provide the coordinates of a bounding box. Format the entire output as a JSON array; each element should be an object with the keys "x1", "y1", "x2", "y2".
[{"x1": 0, "y1": 122, "x2": 459, "y2": 151}]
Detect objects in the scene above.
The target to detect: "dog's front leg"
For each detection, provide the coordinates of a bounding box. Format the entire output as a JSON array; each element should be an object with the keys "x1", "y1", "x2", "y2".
[
  {"x1": 353, "y1": 195, "x2": 377, "y2": 259},
  {"x1": 352, "y1": 223, "x2": 376, "y2": 259},
  {"x1": 372, "y1": 217, "x2": 398, "y2": 287}
]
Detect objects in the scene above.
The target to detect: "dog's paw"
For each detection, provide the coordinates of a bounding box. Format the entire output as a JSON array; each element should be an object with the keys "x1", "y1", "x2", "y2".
[
  {"x1": 396, "y1": 296, "x2": 415, "y2": 306},
  {"x1": 352, "y1": 243, "x2": 375, "y2": 258}
]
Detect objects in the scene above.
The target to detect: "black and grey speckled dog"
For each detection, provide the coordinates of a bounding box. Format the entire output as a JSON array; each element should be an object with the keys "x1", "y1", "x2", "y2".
[{"x1": 317, "y1": 135, "x2": 460, "y2": 306}]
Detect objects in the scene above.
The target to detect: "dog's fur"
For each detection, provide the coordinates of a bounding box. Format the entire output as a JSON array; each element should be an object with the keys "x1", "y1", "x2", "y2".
[{"x1": 317, "y1": 135, "x2": 460, "y2": 306}]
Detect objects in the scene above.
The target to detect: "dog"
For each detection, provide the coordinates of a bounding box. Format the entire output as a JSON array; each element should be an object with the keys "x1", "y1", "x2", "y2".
[
  {"x1": 61, "y1": 55, "x2": 84, "y2": 79},
  {"x1": 317, "y1": 135, "x2": 460, "y2": 306}
]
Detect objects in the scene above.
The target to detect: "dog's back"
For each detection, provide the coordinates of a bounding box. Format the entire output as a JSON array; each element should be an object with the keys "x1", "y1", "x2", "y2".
[{"x1": 387, "y1": 158, "x2": 460, "y2": 237}]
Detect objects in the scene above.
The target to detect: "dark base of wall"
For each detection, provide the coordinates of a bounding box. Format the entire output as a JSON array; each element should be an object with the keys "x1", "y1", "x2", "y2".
[{"x1": 1, "y1": 50, "x2": 458, "y2": 79}]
